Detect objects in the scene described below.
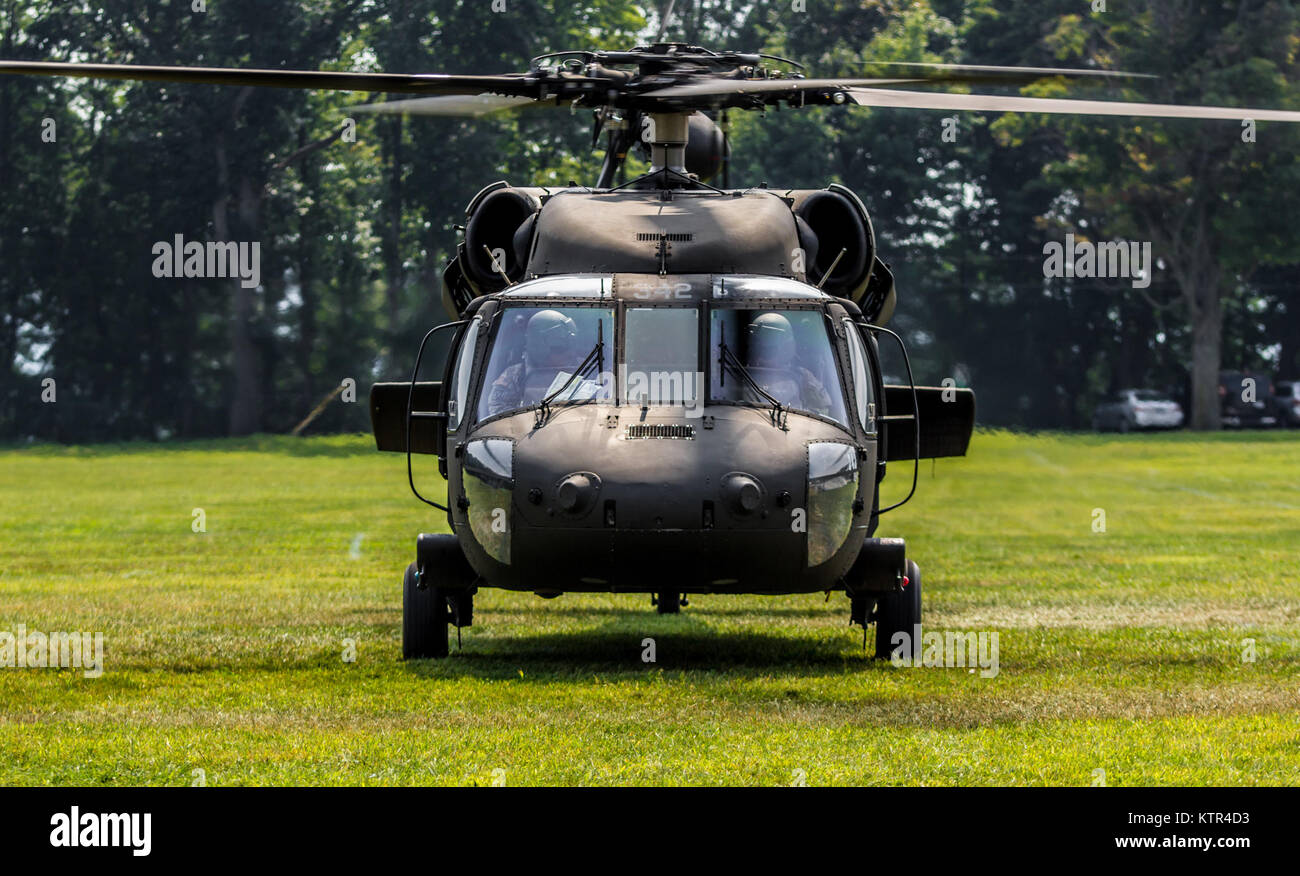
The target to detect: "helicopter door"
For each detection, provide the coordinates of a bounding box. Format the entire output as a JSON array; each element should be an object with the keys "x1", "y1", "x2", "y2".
[
  {"x1": 862, "y1": 322, "x2": 975, "y2": 461},
  {"x1": 368, "y1": 318, "x2": 477, "y2": 457}
]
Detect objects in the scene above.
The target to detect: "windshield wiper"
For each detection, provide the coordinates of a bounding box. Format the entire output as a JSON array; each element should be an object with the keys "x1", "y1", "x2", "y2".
[
  {"x1": 535, "y1": 322, "x2": 605, "y2": 428},
  {"x1": 718, "y1": 338, "x2": 788, "y2": 430}
]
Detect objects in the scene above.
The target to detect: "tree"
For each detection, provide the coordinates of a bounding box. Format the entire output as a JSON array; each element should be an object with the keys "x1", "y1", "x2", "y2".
[{"x1": 1037, "y1": 0, "x2": 1300, "y2": 428}]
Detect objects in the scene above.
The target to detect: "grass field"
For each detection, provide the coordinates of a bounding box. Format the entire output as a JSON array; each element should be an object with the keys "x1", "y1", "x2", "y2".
[{"x1": 1, "y1": 430, "x2": 1298, "y2": 786}]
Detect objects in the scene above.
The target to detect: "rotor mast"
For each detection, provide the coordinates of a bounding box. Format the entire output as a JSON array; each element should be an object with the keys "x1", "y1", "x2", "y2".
[{"x1": 646, "y1": 111, "x2": 691, "y2": 175}]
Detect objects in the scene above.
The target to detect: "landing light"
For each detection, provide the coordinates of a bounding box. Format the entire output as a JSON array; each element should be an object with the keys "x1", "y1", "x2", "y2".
[
  {"x1": 807, "y1": 442, "x2": 859, "y2": 567},
  {"x1": 462, "y1": 438, "x2": 514, "y2": 565}
]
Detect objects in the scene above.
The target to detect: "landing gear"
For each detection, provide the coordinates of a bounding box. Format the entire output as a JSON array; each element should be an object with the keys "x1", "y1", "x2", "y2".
[
  {"x1": 402, "y1": 562, "x2": 448, "y2": 659},
  {"x1": 873, "y1": 559, "x2": 921, "y2": 661},
  {"x1": 402, "y1": 534, "x2": 474, "y2": 660},
  {"x1": 653, "y1": 592, "x2": 686, "y2": 614}
]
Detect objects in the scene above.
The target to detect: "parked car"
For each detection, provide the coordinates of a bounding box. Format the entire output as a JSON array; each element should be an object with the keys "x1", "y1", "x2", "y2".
[
  {"x1": 1092, "y1": 389, "x2": 1185, "y2": 432},
  {"x1": 1274, "y1": 380, "x2": 1300, "y2": 427},
  {"x1": 1219, "y1": 371, "x2": 1278, "y2": 428}
]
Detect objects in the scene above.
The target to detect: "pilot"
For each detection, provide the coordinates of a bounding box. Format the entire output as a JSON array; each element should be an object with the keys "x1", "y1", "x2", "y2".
[
  {"x1": 745, "y1": 312, "x2": 833, "y2": 415},
  {"x1": 487, "y1": 309, "x2": 579, "y2": 415}
]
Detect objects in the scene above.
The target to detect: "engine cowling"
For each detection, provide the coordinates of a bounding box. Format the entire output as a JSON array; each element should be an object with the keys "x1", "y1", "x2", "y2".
[
  {"x1": 463, "y1": 183, "x2": 545, "y2": 288},
  {"x1": 786, "y1": 185, "x2": 896, "y2": 323},
  {"x1": 443, "y1": 180, "x2": 898, "y2": 325}
]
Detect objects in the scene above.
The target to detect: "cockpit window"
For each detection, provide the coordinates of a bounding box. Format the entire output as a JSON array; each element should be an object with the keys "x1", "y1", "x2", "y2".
[
  {"x1": 477, "y1": 306, "x2": 614, "y2": 421},
  {"x1": 625, "y1": 308, "x2": 700, "y2": 405},
  {"x1": 710, "y1": 308, "x2": 848, "y2": 427}
]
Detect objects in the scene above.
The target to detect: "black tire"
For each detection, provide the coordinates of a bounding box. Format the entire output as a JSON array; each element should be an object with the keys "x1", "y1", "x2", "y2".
[
  {"x1": 874, "y1": 559, "x2": 922, "y2": 661},
  {"x1": 403, "y1": 561, "x2": 449, "y2": 659},
  {"x1": 655, "y1": 591, "x2": 681, "y2": 614}
]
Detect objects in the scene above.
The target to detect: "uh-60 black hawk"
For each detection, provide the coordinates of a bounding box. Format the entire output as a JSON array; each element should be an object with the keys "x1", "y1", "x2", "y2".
[{"x1": 7, "y1": 42, "x2": 1300, "y2": 661}]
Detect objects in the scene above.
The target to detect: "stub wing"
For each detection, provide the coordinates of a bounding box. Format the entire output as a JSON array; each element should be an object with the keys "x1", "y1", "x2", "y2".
[{"x1": 882, "y1": 385, "x2": 976, "y2": 461}]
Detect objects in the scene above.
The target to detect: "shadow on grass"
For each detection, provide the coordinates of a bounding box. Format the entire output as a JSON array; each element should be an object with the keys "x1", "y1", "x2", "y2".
[
  {"x1": 401, "y1": 615, "x2": 879, "y2": 681},
  {"x1": 496, "y1": 603, "x2": 838, "y2": 620}
]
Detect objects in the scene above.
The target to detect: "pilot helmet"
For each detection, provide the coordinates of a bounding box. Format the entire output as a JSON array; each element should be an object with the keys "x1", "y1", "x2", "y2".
[
  {"x1": 747, "y1": 312, "x2": 796, "y2": 364},
  {"x1": 525, "y1": 309, "x2": 578, "y2": 366}
]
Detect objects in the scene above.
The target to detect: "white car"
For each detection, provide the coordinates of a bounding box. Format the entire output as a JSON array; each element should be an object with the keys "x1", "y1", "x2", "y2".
[
  {"x1": 1276, "y1": 381, "x2": 1300, "y2": 427},
  {"x1": 1092, "y1": 389, "x2": 1185, "y2": 432}
]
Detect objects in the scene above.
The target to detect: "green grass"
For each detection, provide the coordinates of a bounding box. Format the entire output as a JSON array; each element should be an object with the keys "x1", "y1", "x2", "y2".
[{"x1": 1, "y1": 430, "x2": 1298, "y2": 786}]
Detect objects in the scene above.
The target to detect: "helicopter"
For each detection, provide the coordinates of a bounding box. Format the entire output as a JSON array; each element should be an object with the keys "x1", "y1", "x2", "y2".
[{"x1": 6, "y1": 42, "x2": 1300, "y2": 661}]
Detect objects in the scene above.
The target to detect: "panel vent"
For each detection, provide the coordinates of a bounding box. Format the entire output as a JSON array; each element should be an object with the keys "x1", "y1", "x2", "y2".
[
  {"x1": 636, "y1": 232, "x2": 694, "y2": 242},
  {"x1": 625, "y1": 423, "x2": 695, "y2": 440}
]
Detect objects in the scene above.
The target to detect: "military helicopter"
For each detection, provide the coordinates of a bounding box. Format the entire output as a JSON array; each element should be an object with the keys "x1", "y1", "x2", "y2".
[{"x1": 6, "y1": 42, "x2": 1300, "y2": 661}]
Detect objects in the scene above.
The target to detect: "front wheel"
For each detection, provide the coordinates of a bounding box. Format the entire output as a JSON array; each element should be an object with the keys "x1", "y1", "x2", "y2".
[
  {"x1": 874, "y1": 559, "x2": 922, "y2": 661},
  {"x1": 403, "y1": 561, "x2": 449, "y2": 659},
  {"x1": 655, "y1": 592, "x2": 681, "y2": 614}
]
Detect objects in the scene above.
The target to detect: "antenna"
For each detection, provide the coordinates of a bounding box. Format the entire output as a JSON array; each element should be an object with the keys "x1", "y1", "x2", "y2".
[
  {"x1": 816, "y1": 248, "x2": 848, "y2": 289},
  {"x1": 483, "y1": 245, "x2": 516, "y2": 287}
]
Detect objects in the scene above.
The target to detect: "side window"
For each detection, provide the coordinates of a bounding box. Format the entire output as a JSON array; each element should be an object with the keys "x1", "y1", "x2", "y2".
[
  {"x1": 843, "y1": 320, "x2": 877, "y2": 434},
  {"x1": 447, "y1": 317, "x2": 482, "y2": 432}
]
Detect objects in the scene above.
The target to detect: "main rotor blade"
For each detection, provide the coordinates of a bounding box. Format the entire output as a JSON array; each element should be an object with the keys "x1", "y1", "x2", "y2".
[
  {"x1": 642, "y1": 77, "x2": 920, "y2": 98},
  {"x1": 351, "y1": 94, "x2": 564, "y2": 117},
  {"x1": 858, "y1": 61, "x2": 1153, "y2": 83},
  {"x1": 845, "y1": 86, "x2": 1300, "y2": 122},
  {"x1": 641, "y1": 66, "x2": 1151, "y2": 100},
  {"x1": 0, "y1": 60, "x2": 534, "y2": 96}
]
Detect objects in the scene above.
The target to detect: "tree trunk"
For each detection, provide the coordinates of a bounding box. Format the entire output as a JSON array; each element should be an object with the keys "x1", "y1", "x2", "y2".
[
  {"x1": 1149, "y1": 193, "x2": 1224, "y2": 432},
  {"x1": 214, "y1": 88, "x2": 263, "y2": 436},
  {"x1": 383, "y1": 113, "x2": 404, "y2": 353},
  {"x1": 1187, "y1": 275, "x2": 1223, "y2": 431},
  {"x1": 296, "y1": 127, "x2": 319, "y2": 414}
]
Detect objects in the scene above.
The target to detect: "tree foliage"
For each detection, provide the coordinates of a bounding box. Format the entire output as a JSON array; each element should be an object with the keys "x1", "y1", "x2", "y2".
[{"x1": 1, "y1": 0, "x2": 1296, "y2": 440}]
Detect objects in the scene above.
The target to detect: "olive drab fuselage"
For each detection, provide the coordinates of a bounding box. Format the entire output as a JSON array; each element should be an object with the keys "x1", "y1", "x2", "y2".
[
  {"x1": 365, "y1": 174, "x2": 974, "y2": 604},
  {"x1": 439, "y1": 273, "x2": 886, "y2": 595}
]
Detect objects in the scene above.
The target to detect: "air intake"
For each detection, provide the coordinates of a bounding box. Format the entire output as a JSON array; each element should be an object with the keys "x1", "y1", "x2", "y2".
[
  {"x1": 636, "y1": 232, "x2": 694, "y2": 242},
  {"x1": 625, "y1": 424, "x2": 695, "y2": 440}
]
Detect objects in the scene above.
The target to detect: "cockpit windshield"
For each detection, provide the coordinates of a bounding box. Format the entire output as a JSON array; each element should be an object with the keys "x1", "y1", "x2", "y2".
[
  {"x1": 472, "y1": 280, "x2": 851, "y2": 429},
  {"x1": 710, "y1": 309, "x2": 848, "y2": 426},
  {"x1": 477, "y1": 306, "x2": 614, "y2": 421}
]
